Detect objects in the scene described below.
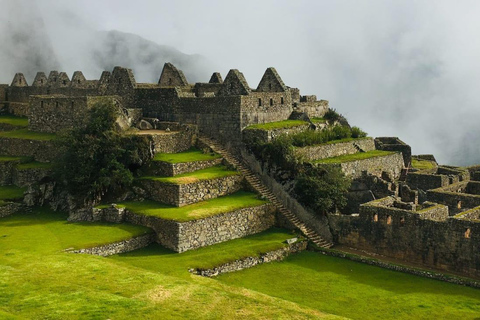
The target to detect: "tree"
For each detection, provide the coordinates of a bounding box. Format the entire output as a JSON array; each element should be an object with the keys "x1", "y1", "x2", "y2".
[
  {"x1": 54, "y1": 99, "x2": 151, "y2": 203},
  {"x1": 294, "y1": 164, "x2": 351, "y2": 215}
]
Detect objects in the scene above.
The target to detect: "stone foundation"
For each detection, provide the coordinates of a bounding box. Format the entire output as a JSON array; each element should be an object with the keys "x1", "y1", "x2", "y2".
[
  {"x1": 0, "y1": 202, "x2": 23, "y2": 218},
  {"x1": 140, "y1": 174, "x2": 243, "y2": 207},
  {"x1": 123, "y1": 203, "x2": 276, "y2": 252},
  {"x1": 0, "y1": 138, "x2": 58, "y2": 162},
  {"x1": 147, "y1": 158, "x2": 223, "y2": 177},
  {"x1": 71, "y1": 233, "x2": 155, "y2": 257},
  {"x1": 194, "y1": 240, "x2": 307, "y2": 277},
  {"x1": 295, "y1": 138, "x2": 375, "y2": 161}
]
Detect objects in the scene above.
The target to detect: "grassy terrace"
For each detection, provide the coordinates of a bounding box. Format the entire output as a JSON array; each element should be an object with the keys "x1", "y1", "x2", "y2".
[
  {"x1": 140, "y1": 165, "x2": 239, "y2": 184},
  {"x1": 16, "y1": 161, "x2": 53, "y2": 170},
  {"x1": 244, "y1": 119, "x2": 308, "y2": 130},
  {"x1": 0, "y1": 115, "x2": 28, "y2": 127},
  {"x1": 0, "y1": 209, "x2": 329, "y2": 319},
  {"x1": 107, "y1": 191, "x2": 267, "y2": 222},
  {"x1": 218, "y1": 251, "x2": 480, "y2": 320},
  {"x1": 111, "y1": 228, "x2": 296, "y2": 276},
  {"x1": 315, "y1": 150, "x2": 395, "y2": 164},
  {"x1": 310, "y1": 117, "x2": 326, "y2": 124},
  {"x1": 0, "y1": 128, "x2": 56, "y2": 140},
  {"x1": 0, "y1": 155, "x2": 30, "y2": 162},
  {"x1": 412, "y1": 158, "x2": 437, "y2": 171},
  {"x1": 153, "y1": 147, "x2": 221, "y2": 163},
  {"x1": 0, "y1": 185, "x2": 26, "y2": 201},
  {"x1": 2, "y1": 207, "x2": 480, "y2": 318}
]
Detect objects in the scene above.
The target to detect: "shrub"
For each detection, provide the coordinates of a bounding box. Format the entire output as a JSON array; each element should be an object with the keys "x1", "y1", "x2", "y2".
[
  {"x1": 294, "y1": 165, "x2": 351, "y2": 215},
  {"x1": 351, "y1": 126, "x2": 367, "y2": 139},
  {"x1": 55, "y1": 100, "x2": 152, "y2": 203},
  {"x1": 323, "y1": 108, "x2": 341, "y2": 123}
]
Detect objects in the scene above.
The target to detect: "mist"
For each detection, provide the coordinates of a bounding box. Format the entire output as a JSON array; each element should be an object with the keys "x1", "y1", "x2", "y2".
[{"x1": 1, "y1": 0, "x2": 480, "y2": 166}]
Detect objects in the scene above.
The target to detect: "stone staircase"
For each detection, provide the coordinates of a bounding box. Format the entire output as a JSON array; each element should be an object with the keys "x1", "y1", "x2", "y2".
[{"x1": 199, "y1": 136, "x2": 334, "y2": 249}]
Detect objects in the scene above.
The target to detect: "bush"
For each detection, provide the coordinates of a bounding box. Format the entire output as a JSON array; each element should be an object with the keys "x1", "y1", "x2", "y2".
[
  {"x1": 294, "y1": 165, "x2": 351, "y2": 215},
  {"x1": 323, "y1": 109, "x2": 341, "y2": 123},
  {"x1": 351, "y1": 126, "x2": 367, "y2": 139},
  {"x1": 257, "y1": 135, "x2": 297, "y2": 170},
  {"x1": 54, "y1": 100, "x2": 152, "y2": 203}
]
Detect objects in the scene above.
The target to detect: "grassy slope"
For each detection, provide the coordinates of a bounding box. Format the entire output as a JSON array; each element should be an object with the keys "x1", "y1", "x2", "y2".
[
  {"x1": 140, "y1": 165, "x2": 239, "y2": 184},
  {"x1": 0, "y1": 185, "x2": 26, "y2": 201},
  {"x1": 153, "y1": 148, "x2": 221, "y2": 163},
  {"x1": 315, "y1": 150, "x2": 395, "y2": 164},
  {"x1": 0, "y1": 208, "x2": 331, "y2": 319},
  {"x1": 16, "y1": 161, "x2": 53, "y2": 170},
  {"x1": 0, "y1": 115, "x2": 28, "y2": 127},
  {"x1": 113, "y1": 191, "x2": 267, "y2": 222},
  {"x1": 0, "y1": 128, "x2": 56, "y2": 140},
  {"x1": 0, "y1": 156, "x2": 30, "y2": 162},
  {"x1": 218, "y1": 251, "x2": 480, "y2": 320},
  {"x1": 245, "y1": 120, "x2": 308, "y2": 130},
  {"x1": 412, "y1": 159, "x2": 436, "y2": 170}
]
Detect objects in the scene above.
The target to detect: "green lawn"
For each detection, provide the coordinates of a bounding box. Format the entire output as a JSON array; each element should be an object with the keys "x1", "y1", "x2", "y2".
[
  {"x1": 245, "y1": 120, "x2": 308, "y2": 130},
  {"x1": 412, "y1": 158, "x2": 436, "y2": 170},
  {"x1": 315, "y1": 150, "x2": 395, "y2": 164},
  {"x1": 153, "y1": 148, "x2": 221, "y2": 163},
  {"x1": 111, "y1": 228, "x2": 297, "y2": 276},
  {"x1": 218, "y1": 251, "x2": 480, "y2": 320},
  {"x1": 111, "y1": 191, "x2": 267, "y2": 222},
  {"x1": 140, "y1": 165, "x2": 239, "y2": 184},
  {"x1": 0, "y1": 128, "x2": 56, "y2": 141},
  {"x1": 0, "y1": 208, "x2": 332, "y2": 319},
  {"x1": 0, "y1": 185, "x2": 26, "y2": 201},
  {"x1": 0, "y1": 115, "x2": 28, "y2": 127}
]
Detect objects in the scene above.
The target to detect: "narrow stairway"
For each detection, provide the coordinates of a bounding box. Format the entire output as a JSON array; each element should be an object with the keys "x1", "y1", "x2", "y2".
[{"x1": 198, "y1": 136, "x2": 334, "y2": 249}]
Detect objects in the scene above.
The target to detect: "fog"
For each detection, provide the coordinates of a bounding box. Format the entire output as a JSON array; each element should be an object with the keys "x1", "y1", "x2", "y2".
[{"x1": 1, "y1": 0, "x2": 480, "y2": 166}]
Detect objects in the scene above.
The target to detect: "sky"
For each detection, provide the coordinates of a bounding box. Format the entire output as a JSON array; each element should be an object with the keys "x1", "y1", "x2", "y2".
[{"x1": 1, "y1": 0, "x2": 480, "y2": 166}]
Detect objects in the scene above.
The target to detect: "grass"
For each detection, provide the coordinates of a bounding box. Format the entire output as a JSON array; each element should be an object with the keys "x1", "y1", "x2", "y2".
[
  {"x1": 412, "y1": 158, "x2": 436, "y2": 171},
  {"x1": 217, "y1": 251, "x2": 480, "y2": 320},
  {"x1": 310, "y1": 117, "x2": 326, "y2": 124},
  {"x1": 153, "y1": 147, "x2": 221, "y2": 163},
  {"x1": 0, "y1": 115, "x2": 28, "y2": 127},
  {"x1": 0, "y1": 208, "x2": 333, "y2": 319},
  {"x1": 245, "y1": 120, "x2": 308, "y2": 130},
  {"x1": 16, "y1": 161, "x2": 53, "y2": 170},
  {"x1": 0, "y1": 155, "x2": 31, "y2": 163},
  {"x1": 0, "y1": 128, "x2": 56, "y2": 141},
  {"x1": 315, "y1": 150, "x2": 395, "y2": 164},
  {"x1": 111, "y1": 191, "x2": 267, "y2": 222},
  {"x1": 0, "y1": 185, "x2": 26, "y2": 201},
  {"x1": 111, "y1": 228, "x2": 297, "y2": 276},
  {"x1": 140, "y1": 165, "x2": 239, "y2": 184}
]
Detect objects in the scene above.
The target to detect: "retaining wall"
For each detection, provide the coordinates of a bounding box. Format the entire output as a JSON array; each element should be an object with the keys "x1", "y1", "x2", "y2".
[
  {"x1": 71, "y1": 233, "x2": 155, "y2": 257},
  {"x1": 295, "y1": 138, "x2": 375, "y2": 161}
]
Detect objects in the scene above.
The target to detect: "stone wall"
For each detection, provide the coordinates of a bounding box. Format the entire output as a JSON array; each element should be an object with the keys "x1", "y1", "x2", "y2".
[
  {"x1": 295, "y1": 138, "x2": 375, "y2": 161},
  {"x1": 427, "y1": 182, "x2": 480, "y2": 213},
  {"x1": 13, "y1": 167, "x2": 52, "y2": 187},
  {"x1": 325, "y1": 152, "x2": 404, "y2": 179},
  {"x1": 147, "y1": 129, "x2": 196, "y2": 154},
  {"x1": 0, "y1": 160, "x2": 20, "y2": 185},
  {"x1": 6, "y1": 102, "x2": 29, "y2": 116},
  {"x1": 294, "y1": 100, "x2": 329, "y2": 118},
  {"x1": 71, "y1": 233, "x2": 155, "y2": 257},
  {"x1": 406, "y1": 172, "x2": 450, "y2": 191},
  {"x1": 240, "y1": 93, "x2": 293, "y2": 129},
  {"x1": 0, "y1": 138, "x2": 58, "y2": 162},
  {"x1": 0, "y1": 202, "x2": 22, "y2": 218},
  {"x1": 140, "y1": 174, "x2": 243, "y2": 206},
  {"x1": 29, "y1": 95, "x2": 123, "y2": 133},
  {"x1": 147, "y1": 158, "x2": 223, "y2": 177},
  {"x1": 194, "y1": 240, "x2": 307, "y2": 277},
  {"x1": 328, "y1": 202, "x2": 480, "y2": 278},
  {"x1": 375, "y1": 137, "x2": 411, "y2": 166},
  {"x1": 122, "y1": 204, "x2": 276, "y2": 252}
]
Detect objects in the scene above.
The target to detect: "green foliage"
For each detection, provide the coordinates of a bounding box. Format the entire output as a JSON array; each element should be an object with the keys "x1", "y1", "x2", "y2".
[
  {"x1": 323, "y1": 108, "x2": 341, "y2": 123},
  {"x1": 294, "y1": 165, "x2": 350, "y2": 214},
  {"x1": 255, "y1": 134, "x2": 298, "y2": 170},
  {"x1": 140, "y1": 165, "x2": 239, "y2": 185},
  {"x1": 351, "y1": 126, "x2": 367, "y2": 139},
  {"x1": 54, "y1": 100, "x2": 152, "y2": 202}
]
